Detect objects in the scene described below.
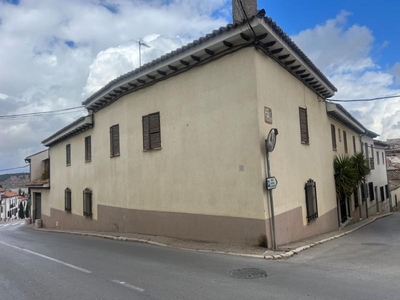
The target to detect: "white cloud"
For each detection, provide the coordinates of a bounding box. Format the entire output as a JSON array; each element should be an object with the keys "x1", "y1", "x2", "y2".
[
  {"x1": 0, "y1": 0, "x2": 228, "y2": 172},
  {"x1": 292, "y1": 11, "x2": 400, "y2": 140}
]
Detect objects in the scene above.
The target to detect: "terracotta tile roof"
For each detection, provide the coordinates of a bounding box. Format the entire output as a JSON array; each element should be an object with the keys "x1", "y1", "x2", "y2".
[
  {"x1": 1, "y1": 191, "x2": 18, "y2": 198},
  {"x1": 27, "y1": 178, "x2": 49, "y2": 187},
  {"x1": 0, "y1": 188, "x2": 5, "y2": 193}
]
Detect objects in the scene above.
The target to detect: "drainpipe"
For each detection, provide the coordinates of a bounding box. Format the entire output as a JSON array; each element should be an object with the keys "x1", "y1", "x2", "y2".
[{"x1": 359, "y1": 132, "x2": 369, "y2": 219}]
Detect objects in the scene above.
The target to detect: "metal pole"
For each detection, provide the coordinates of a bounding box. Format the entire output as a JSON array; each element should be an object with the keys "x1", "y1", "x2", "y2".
[
  {"x1": 266, "y1": 150, "x2": 276, "y2": 250},
  {"x1": 139, "y1": 42, "x2": 142, "y2": 67}
]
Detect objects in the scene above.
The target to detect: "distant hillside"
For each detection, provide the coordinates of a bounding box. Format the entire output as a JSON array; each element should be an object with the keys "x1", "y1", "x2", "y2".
[{"x1": 0, "y1": 173, "x2": 30, "y2": 189}]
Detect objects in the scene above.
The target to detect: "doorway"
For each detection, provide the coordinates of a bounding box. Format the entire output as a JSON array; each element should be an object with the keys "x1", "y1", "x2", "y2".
[{"x1": 34, "y1": 193, "x2": 41, "y2": 220}]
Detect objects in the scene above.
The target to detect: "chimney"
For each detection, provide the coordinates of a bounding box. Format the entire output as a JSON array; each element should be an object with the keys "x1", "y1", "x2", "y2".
[{"x1": 233, "y1": 0, "x2": 257, "y2": 23}]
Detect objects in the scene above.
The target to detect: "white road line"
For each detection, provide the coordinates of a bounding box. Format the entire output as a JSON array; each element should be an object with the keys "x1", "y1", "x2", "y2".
[
  {"x1": 12, "y1": 223, "x2": 19, "y2": 226},
  {"x1": 3, "y1": 224, "x2": 10, "y2": 227},
  {"x1": 0, "y1": 241, "x2": 92, "y2": 274},
  {"x1": 112, "y1": 280, "x2": 145, "y2": 292}
]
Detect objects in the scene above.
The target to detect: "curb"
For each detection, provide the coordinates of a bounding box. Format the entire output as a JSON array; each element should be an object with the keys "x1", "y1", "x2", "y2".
[
  {"x1": 34, "y1": 228, "x2": 265, "y2": 259},
  {"x1": 263, "y1": 212, "x2": 394, "y2": 260},
  {"x1": 33, "y1": 212, "x2": 393, "y2": 261}
]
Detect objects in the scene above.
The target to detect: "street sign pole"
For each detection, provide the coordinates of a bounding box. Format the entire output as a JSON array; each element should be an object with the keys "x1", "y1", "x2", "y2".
[{"x1": 266, "y1": 148, "x2": 277, "y2": 250}]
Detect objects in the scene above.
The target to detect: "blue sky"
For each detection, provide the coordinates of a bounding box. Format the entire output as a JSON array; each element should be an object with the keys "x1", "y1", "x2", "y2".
[{"x1": 259, "y1": 0, "x2": 400, "y2": 89}]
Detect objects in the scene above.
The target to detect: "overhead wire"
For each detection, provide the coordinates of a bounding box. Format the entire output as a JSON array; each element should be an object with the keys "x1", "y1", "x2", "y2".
[
  {"x1": 0, "y1": 106, "x2": 86, "y2": 119},
  {"x1": 327, "y1": 95, "x2": 400, "y2": 103},
  {"x1": 0, "y1": 165, "x2": 29, "y2": 172}
]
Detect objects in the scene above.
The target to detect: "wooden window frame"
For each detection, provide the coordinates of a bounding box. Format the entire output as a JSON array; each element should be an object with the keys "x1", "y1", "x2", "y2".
[
  {"x1": 343, "y1": 131, "x2": 348, "y2": 153},
  {"x1": 85, "y1": 136, "x2": 92, "y2": 162},
  {"x1": 331, "y1": 124, "x2": 337, "y2": 150},
  {"x1": 142, "y1": 112, "x2": 161, "y2": 151},
  {"x1": 83, "y1": 188, "x2": 92, "y2": 218},
  {"x1": 66, "y1": 144, "x2": 71, "y2": 166},
  {"x1": 110, "y1": 124, "x2": 120, "y2": 157},
  {"x1": 65, "y1": 188, "x2": 71, "y2": 212},
  {"x1": 299, "y1": 107, "x2": 309, "y2": 145}
]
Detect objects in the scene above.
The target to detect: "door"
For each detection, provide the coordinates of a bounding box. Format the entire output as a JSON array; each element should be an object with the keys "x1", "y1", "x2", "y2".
[
  {"x1": 339, "y1": 191, "x2": 347, "y2": 224},
  {"x1": 34, "y1": 193, "x2": 41, "y2": 220}
]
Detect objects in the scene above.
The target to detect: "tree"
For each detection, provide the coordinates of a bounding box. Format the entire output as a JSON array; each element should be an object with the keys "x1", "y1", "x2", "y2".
[
  {"x1": 18, "y1": 202, "x2": 24, "y2": 219},
  {"x1": 334, "y1": 152, "x2": 369, "y2": 200}
]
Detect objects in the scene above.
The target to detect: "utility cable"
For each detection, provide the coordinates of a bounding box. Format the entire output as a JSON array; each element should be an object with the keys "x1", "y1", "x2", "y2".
[
  {"x1": 328, "y1": 95, "x2": 400, "y2": 102},
  {"x1": 0, "y1": 165, "x2": 29, "y2": 172},
  {"x1": 0, "y1": 106, "x2": 85, "y2": 119}
]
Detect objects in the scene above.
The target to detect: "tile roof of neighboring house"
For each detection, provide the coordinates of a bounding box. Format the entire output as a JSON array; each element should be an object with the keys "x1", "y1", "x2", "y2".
[
  {"x1": 326, "y1": 102, "x2": 379, "y2": 136},
  {"x1": 83, "y1": 9, "x2": 336, "y2": 112},
  {"x1": 26, "y1": 178, "x2": 50, "y2": 187},
  {"x1": 1, "y1": 191, "x2": 18, "y2": 198},
  {"x1": 0, "y1": 188, "x2": 5, "y2": 193},
  {"x1": 17, "y1": 195, "x2": 27, "y2": 200}
]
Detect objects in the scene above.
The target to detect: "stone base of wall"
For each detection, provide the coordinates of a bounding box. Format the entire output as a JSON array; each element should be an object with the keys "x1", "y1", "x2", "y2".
[
  {"x1": 42, "y1": 204, "x2": 339, "y2": 248},
  {"x1": 266, "y1": 206, "x2": 338, "y2": 247},
  {"x1": 41, "y1": 205, "x2": 267, "y2": 245}
]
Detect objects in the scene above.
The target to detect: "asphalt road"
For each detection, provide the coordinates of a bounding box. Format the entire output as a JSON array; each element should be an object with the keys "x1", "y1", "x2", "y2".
[{"x1": 0, "y1": 214, "x2": 399, "y2": 300}]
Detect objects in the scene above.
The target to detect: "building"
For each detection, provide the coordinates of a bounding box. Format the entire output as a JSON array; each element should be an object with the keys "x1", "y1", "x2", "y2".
[
  {"x1": 25, "y1": 149, "x2": 50, "y2": 220},
  {"x1": 34, "y1": 3, "x2": 346, "y2": 248},
  {"x1": 1, "y1": 191, "x2": 19, "y2": 220},
  {"x1": 388, "y1": 166, "x2": 400, "y2": 211},
  {"x1": 361, "y1": 136, "x2": 390, "y2": 215}
]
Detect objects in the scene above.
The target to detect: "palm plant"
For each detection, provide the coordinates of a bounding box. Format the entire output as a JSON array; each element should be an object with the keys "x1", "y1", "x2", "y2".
[
  {"x1": 334, "y1": 154, "x2": 358, "y2": 200},
  {"x1": 351, "y1": 152, "x2": 369, "y2": 186}
]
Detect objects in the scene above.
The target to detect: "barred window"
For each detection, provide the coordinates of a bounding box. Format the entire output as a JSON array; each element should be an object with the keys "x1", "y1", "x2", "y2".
[
  {"x1": 83, "y1": 188, "x2": 92, "y2": 218},
  {"x1": 331, "y1": 125, "x2": 337, "y2": 150},
  {"x1": 343, "y1": 131, "x2": 348, "y2": 153},
  {"x1": 65, "y1": 188, "x2": 71, "y2": 212},
  {"x1": 354, "y1": 187, "x2": 359, "y2": 208},
  {"x1": 305, "y1": 179, "x2": 318, "y2": 222}
]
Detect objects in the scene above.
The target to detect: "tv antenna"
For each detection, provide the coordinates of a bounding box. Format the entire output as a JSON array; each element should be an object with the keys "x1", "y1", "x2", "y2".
[{"x1": 138, "y1": 40, "x2": 150, "y2": 67}]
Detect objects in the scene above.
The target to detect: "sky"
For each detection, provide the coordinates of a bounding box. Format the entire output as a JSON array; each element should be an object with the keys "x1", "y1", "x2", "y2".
[{"x1": 0, "y1": 0, "x2": 399, "y2": 174}]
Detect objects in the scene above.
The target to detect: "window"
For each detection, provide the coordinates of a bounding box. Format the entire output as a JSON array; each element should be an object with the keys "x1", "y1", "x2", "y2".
[
  {"x1": 331, "y1": 125, "x2": 337, "y2": 150},
  {"x1": 83, "y1": 188, "x2": 92, "y2": 217},
  {"x1": 353, "y1": 136, "x2": 357, "y2": 153},
  {"x1": 299, "y1": 107, "x2": 309, "y2": 144},
  {"x1": 369, "y1": 158, "x2": 375, "y2": 170},
  {"x1": 354, "y1": 187, "x2": 359, "y2": 208},
  {"x1": 365, "y1": 143, "x2": 369, "y2": 167},
  {"x1": 304, "y1": 179, "x2": 318, "y2": 222},
  {"x1": 110, "y1": 124, "x2": 120, "y2": 157},
  {"x1": 361, "y1": 183, "x2": 368, "y2": 202},
  {"x1": 369, "y1": 182, "x2": 374, "y2": 201},
  {"x1": 143, "y1": 112, "x2": 161, "y2": 150},
  {"x1": 85, "y1": 136, "x2": 91, "y2": 162},
  {"x1": 65, "y1": 188, "x2": 71, "y2": 212},
  {"x1": 377, "y1": 151, "x2": 380, "y2": 165},
  {"x1": 66, "y1": 144, "x2": 71, "y2": 166},
  {"x1": 385, "y1": 185, "x2": 389, "y2": 199},
  {"x1": 343, "y1": 131, "x2": 348, "y2": 153},
  {"x1": 382, "y1": 152, "x2": 385, "y2": 165},
  {"x1": 380, "y1": 186, "x2": 385, "y2": 202},
  {"x1": 338, "y1": 128, "x2": 341, "y2": 142}
]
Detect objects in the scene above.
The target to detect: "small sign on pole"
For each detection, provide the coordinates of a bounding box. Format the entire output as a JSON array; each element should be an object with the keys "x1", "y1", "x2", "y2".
[{"x1": 266, "y1": 176, "x2": 278, "y2": 190}]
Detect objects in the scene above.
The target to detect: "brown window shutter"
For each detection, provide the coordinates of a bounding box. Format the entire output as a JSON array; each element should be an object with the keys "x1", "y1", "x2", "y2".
[
  {"x1": 331, "y1": 125, "x2": 336, "y2": 150},
  {"x1": 85, "y1": 136, "x2": 91, "y2": 161},
  {"x1": 353, "y1": 136, "x2": 356, "y2": 153},
  {"x1": 110, "y1": 125, "x2": 120, "y2": 156},
  {"x1": 343, "y1": 131, "x2": 348, "y2": 153},
  {"x1": 142, "y1": 115, "x2": 150, "y2": 150},
  {"x1": 66, "y1": 144, "x2": 71, "y2": 165},
  {"x1": 299, "y1": 107, "x2": 309, "y2": 144},
  {"x1": 149, "y1": 113, "x2": 161, "y2": 149}
]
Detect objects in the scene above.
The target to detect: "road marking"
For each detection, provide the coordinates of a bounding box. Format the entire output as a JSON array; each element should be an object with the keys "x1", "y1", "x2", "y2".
[
  {"x1": 112, "y1": 280, "x2": 145, "y2": 292},
  {"x1": 12, "y1": 223, "x2": 20, "y2": 226},
  {"x1": 0, "y1": 241, "x2": 92, "y2": 274},
  {"x1": 3, "y1": 224, "x2": 10, "y2": 227}
]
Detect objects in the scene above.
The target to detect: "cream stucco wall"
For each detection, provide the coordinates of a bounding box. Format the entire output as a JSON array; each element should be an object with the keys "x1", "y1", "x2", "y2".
[
  {"x1": 28, "y1": 150, "x2": 49, "y2": 182},
  {"x1": 254, "y1": 51, "x2": 337, "y2": 227},
  {"x1": 47, "y1": 47, "x2": 266, "y2": 222}
]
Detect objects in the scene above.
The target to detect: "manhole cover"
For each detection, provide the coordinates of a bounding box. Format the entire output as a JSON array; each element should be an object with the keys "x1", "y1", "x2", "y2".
[{"x1": 229, "y1": 268, "x2": 267, "y2": 279}]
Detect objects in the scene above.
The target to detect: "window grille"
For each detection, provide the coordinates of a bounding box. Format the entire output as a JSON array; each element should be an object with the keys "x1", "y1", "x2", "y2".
[
  {"x1": 83, "y1": 188, "x2": 92, "y2": 217},
  {"x1": 305, "y1": 179, "x2": 318, "y2": 222}
]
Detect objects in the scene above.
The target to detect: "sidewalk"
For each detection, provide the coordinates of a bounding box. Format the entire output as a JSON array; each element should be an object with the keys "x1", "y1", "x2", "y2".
[{"x1": 33, "y1": 212, "x2": 394, "y2": 260}]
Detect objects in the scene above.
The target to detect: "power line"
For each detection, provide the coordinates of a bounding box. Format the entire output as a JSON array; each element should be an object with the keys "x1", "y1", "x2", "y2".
[
  {"x1": 0, "y1": 106, "x2": 85, "y2": 119},
  {"x1": 0, "y1": 165, "x2": 29, "y2": 172},
  {"x1": 328, "y1": 94, "x2": 400, "y2": 103}
]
